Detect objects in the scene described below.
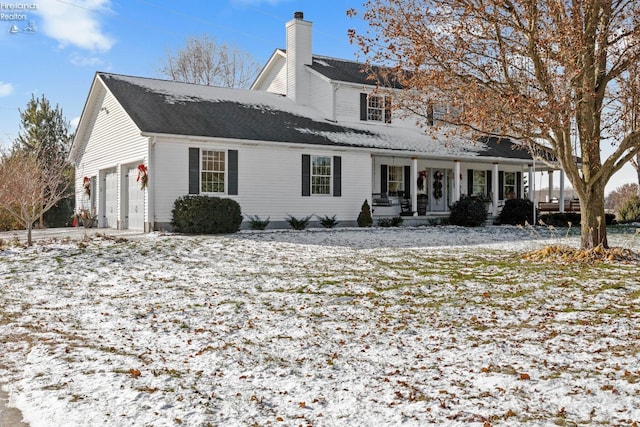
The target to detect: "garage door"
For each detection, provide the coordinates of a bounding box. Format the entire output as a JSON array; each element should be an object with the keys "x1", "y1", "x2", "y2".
[
  {"x1": 127, "y1": 166, "x2": 145, "y2": 230},
  {"x1": 104, "y1": 171, "x2": 118, "y2": 228}
]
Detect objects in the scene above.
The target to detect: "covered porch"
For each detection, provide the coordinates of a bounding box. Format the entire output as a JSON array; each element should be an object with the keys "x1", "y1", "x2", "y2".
[{"x1": 370, "y1": 154, "x2": 563, "y2": 220}]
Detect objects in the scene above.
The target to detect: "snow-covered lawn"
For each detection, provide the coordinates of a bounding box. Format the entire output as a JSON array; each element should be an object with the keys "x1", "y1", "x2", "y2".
[{"x1": 1, "y1": 226, "x2": 640, "y2": 426}]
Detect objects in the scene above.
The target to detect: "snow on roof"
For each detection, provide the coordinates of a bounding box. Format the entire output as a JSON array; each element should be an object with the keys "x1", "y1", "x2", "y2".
[{"x1": 97, "y1": 73, "x2": 520, "y2": 159}]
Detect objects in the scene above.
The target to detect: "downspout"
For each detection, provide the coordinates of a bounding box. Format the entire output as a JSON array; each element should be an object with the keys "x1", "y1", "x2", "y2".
[
  {"x1": 332, "y1": 83, "x2": 340, "y2": 121},
  {"x1": 147, "y1": 136, "x2": 156, "y2": 232}
]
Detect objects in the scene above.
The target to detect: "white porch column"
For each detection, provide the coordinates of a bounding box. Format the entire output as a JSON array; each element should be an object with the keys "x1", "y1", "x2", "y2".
[
  {"x1": 492, "y1": 162, "x2": 499, "y2": 216},
  {"x1": 558, "y1": 170, "x2": 566, "y2": 213},
  {"x1": 411, "y1": 157, "x2": 418, "y2": 217},
  {"x1": 528, "y1": 165, "x2": 535, "y2": 201},
  {"x1": 547, "y1": 172, "x2": 554, "y2": 202},
  {"x1": 453, "y1": 160, "x2": 461, "y2": 203},
  {"x1": 529, "y1": 164, "x2": 537, "y2": 225}
]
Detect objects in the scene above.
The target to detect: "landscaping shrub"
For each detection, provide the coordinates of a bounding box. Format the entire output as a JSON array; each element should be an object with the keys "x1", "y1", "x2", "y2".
[
  {"x1": 248, "y1": 215, "x2": 270, "y2": 230},
  {"x1": 617, "y1": 195, "x2": 640, "y2": 223},
  {"x1": 318, "y1": 214, "x2": 339, "y2": 228},
  {"x1": 499, "y1": 198, "x2": 535, "y2": 225},
  {"x1": 377, "y1": 216, "x2": 403, "y2": 227},
  {"x1": 171, "y1": 195, "x2": 242, "y2": 234},
  {"x1": 357, "y1": 200, "x2": 373, "y2": 227},
  {"x1": 286, "y1": 214, "x2": 312, "y2": 230},
  {"x1": 539, "y1": 212, "x2": 616, "y2": 227},
  {"x1": 449, "y1": 195, "x2": 488, "y2": 227},
  {"x1": 0, "y1": 205, "x2": 22, "y2": 231},
  {"x1": 538, "y1": 212, "x2": 581, "y2": 227}
]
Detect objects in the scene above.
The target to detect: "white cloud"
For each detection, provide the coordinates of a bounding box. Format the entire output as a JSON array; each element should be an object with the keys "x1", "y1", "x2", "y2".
[
  {"x1": 70, "y1": 53, "x2": 103, "y2": 67},
  {"x1": 0, "y1": 82, "x2": 14, "y2": 97},
  {"x1": 35, "y1": 0, "x2": 114, "y2": 52},
  {"x1": 71, "y1": 116, "x2": 81, "y2": 129}
]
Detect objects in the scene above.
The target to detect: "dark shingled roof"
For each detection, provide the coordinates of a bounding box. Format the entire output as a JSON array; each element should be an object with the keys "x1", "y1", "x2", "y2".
[
  {"x1": 96, "y1": 72, "x2": 533, "y2": 162},
  {"x1": 308, "y1": 55, "x2": 405, "y2": 89},
  {"x1": 99, "y1": 72, "x2": 375, "y2": 147},
  {"x1": 476, "y1": 136, "x2": 534, "y2": 160}
]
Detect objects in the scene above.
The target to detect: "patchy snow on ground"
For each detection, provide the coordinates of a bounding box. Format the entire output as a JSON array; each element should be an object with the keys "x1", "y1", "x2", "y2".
[{"x1": 1, "y1": 225, "x2": 640, "y2": 426}]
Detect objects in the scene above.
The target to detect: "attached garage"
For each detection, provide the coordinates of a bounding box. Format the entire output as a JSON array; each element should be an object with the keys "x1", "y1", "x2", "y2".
[
  {"x1": 103, "y1": 170, "x2": 118, "y2": 229},
  {"x1": 126, "y1": 165, "x2": 145, "y2": 230}
]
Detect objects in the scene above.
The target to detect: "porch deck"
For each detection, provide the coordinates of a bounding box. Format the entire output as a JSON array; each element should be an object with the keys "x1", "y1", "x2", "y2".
[{"x1": 538, "y1": 199, "x2": 581, "y2": 213}]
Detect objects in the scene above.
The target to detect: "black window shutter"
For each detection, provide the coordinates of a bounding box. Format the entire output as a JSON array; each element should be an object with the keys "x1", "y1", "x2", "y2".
[
  {"x1": 385, "y1": 96, "x2": 392, "y2": 124},
  {"x1": 381, "y1": 165, "x2": 388, "y2": 194},
  {"x1": 333, "y1": 156, "x2": 341, "y2": 197},
  {"x1": 516, "y1": 172, "x2": 522, "y2": 198},
  {"x1": 228, "y1": 150, "x2": 238, "y2": 195},
  {"x1": 498, "y1": 171, "x2": 504, "y2": 200},
  {"x1": 467, "y1": 169, "x2": 473, "y2": 195},
  {"x1": 360, "y1": 93, "x2": 368, "y2": 121},
  {"x1": 302, "y1": 154, "x2": 311, "y2": 196},
  {"x1": 486, "y1": 170, "x2": 492, "y2": 197},
  {"x1": 403, "y1": 165, "x2": 411, "y2": 198},
  {"x1": 188, "y1": 147, "x2": 200, "y2": 194}
]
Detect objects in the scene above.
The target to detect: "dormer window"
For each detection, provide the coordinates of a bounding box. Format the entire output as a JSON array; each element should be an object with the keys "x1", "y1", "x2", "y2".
[{"x1": 360, "y1": 93, "x2": 392, "y2": 123}]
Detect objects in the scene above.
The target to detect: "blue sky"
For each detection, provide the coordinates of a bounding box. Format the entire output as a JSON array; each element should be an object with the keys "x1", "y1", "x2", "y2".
[
  {"x1": 0, "y1": 0, "x2": 362, "y2": 145},
  {"x1": 0, "y1": 0, "x2": 636, "y2": 193}
]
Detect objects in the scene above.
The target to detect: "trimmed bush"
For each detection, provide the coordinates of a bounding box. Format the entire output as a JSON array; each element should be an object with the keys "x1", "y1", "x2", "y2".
[
  {"x1": 248, "y1": 215, "x2": 270, "y2": 230},
  {"x1": 617, "y1": 195, "x2": 640, "y2": 223},
  {"x1": 377, "y1": 216, "x2": 403, "y2": 227},
  {"x1": 539, "y1": 212, "x2": 616, "y2": 227},
  {"x1": 449, "y1": 195, "x2": 488, "y2": 227},
  {"x1": 171, "y1": 195, "x2": 242, "y2": 234},
  {"x1": 318, "y1": 214, "x2": 339, "y2": 228},
  {"x1": 357, "y1": 200, "x2": 373, "y2": 227},
  {"x1": 499, "y1": 198, "x2": 535, "y2": 225},
  {"x1": 286, "y1": 214, "x2": 312, "y2": 230}
]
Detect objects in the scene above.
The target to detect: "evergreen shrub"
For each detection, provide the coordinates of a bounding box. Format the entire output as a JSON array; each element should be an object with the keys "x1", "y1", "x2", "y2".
[
  {"x1": 357, "y1": 200, "x2": 373, "y2": 227},
  {"x1": 171, "y1": 195, "x2": 242, "y2": 234},
  {"x1": 498, "y1": 198, "x2": 535, "y2": 225},
  {"x1": 449, "y1": 195, "x2": 488, "y2": 227},
  {"x1": 617, "y1": 195, "x2": 640, "y2": 223}
]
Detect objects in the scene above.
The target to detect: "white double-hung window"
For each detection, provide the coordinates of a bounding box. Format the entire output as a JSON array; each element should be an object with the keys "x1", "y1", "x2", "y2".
[
  {"x1": 311, "y1": 155, "x2": 331, "y2": 195},
  {"x1": 201, "y1": 150, "x2": 225, "y2": 193}
]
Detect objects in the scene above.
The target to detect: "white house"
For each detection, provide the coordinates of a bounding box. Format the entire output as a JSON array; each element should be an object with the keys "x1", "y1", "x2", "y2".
[{"x1": 69, "y1": 11, "x2": 553, "y2": 231}]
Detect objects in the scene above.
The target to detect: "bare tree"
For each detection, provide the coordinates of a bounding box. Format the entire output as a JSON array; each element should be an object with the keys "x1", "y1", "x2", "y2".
[
  {"x1": 0, "y1": 147, "x2": 71, "y2": 246},
  {"x1": 605, "y1": 182, "x2": 639, "y2": 213},
  {"x1": 349, "y1": 0, "x2": 640, "y2": 249},
  {"x1": 159, "y1": 35, "x2": 260, "y2": 88}
]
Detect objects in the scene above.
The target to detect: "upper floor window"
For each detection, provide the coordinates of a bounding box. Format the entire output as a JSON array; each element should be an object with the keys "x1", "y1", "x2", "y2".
[
  {"x1": 360, "y1": 93, "x2": 392, "y2": 123},
  {"x1": 311, "y1": 156, "x2": 331, "y2": 195},
  {"x1": 201, "y1": 150, "x2": 225, "y2": 193}
]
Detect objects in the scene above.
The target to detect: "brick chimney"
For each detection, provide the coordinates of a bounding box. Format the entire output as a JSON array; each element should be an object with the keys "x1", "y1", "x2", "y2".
[{"x1": 286, "y1": 11, "x2": 312, "y2": 105}]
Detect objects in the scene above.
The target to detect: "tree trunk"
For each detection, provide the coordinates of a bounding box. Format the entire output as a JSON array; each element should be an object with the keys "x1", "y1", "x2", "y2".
[
  {"x1": 637, "y1": 156, "x2": 640, "y2": 196},
  {"x1": 26, "y1": 223, "x2": 33, "y2": 247},
  {"x1": 579, "y1": 184, "x2": 608, "y2": 249}
]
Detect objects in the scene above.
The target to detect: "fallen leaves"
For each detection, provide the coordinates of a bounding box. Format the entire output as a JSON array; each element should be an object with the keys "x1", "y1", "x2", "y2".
[{"x1": 523, "y1": 245, "x2": 640, "y2": 263}]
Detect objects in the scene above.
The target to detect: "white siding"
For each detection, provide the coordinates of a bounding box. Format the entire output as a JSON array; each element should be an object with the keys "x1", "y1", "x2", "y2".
[
  {"x1": 74, "y1": 82, "x2": 148, "y2": 229},
  {"x1": 265, "y1": 59, "x2": 287, "y2": 95},
  {"x1": 152, "y1": 138, "x2": 371, "y2": 226},
  {"x1": 307, "y1": 73, "x2": 333, "y2": 119},
  {"x1": 335, "y1": 85, "x2": 426, "y2": 129}
]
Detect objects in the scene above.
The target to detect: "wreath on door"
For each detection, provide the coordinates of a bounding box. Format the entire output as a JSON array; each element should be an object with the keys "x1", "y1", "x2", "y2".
[
  {"x1": 433, "y1": 171, "x2": 444, "y2": 200},
  {"x1": 417, "y1": 171, "x2": 427, "y2": 191},
  {"x1": 82, "y1": 176, "x2": 91, "y2": 197},
  {"x1": 137, "y1": 164, "x2": 148, "y2": 190}
]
